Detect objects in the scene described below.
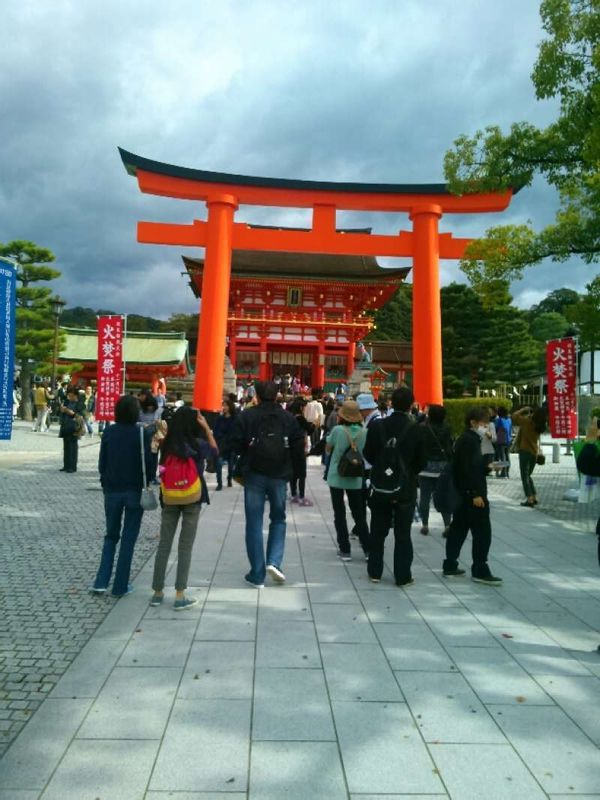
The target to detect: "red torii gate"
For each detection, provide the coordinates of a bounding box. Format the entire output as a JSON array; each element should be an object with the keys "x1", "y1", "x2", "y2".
[{"x1": 119, "y1": 148, "x2": 518, "y2": 411}]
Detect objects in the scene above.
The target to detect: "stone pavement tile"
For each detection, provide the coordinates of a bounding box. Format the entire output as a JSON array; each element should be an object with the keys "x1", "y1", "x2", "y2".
[
  {"x1": 333, "y1": 700, "x2": 443, "y2": 794},
  {"x1": 117, "y1": 618, "x2": 197, "y2": 667},
  {"x1": 313, "y1": 603, "x2": 377, "y2": 643},
  {"x1": 446, "y1": 645, "x2": 555, "y2": 705},
  {"x1": 552, "y1": 595, "x2": 600, "y2": 630},
  {"x1": 524, "y1": 609, "x2": 600, "y2": 651},
  {"x1": 357, "y1": 588, "x2": 421, "y2": 623},
  {"x1": 93, "y1": 592, "x2": 148, "y2": 640},
  {"x1": 195, "y1": 601, "x2": 257, "y2": 640},
  {"x1": 0, "y1": 792, "x2": 40, "y2": 799},
  {"x1": 258, "y1": 586, "x2": 312, "y2": 620},
  {"x1": 0, "y1": 698, "x2": 91, "y2": 790},
  {"x1": 49, "y1": 637, "x2": 127, "y2": 698},
  {"x1": 252, "y1": 667, "x2": 335, "y2": 741},
  {"x1": 147, "y1": 794, "x2": 246, "y2": 799},
  {"x1": 549, "y1": 796, "x2": 600, "y2": 799},
  {"x1": 534, "y1": 674, "x2": 600, "y2": 744},
  {"x1": 349, "y1": 796, "x2": 448, "y2": 800},
  {"x1": 249, "y1": 740, "x2": 347, "y2": 799},
  {"x1": 178, "y1": 641, "x2": 254, "y2": 700},
  {"x1": 39, "y1": 739, "x2": 159, "y2": 800},
  {"x1": 206, "y1": 580, "x2": 263, "y2": 603},
  {"x1": 255, "y1": 619, "x2": 320, "y2": 668},
  {"x1": 307, "y1": 579, "x2": 361, "y2": 605},
  {"x1": 398, "y1": 671, "x2": 507, "y2": 744},
  {"x1": 374, "y1": 622, "x2": 456, "y2": 672},
  {"x1": 567, "y1": 648, "x2": 600, "y2": 677},
  {"x1": 320, "y1": 643, "x2": 402, "y2": 701},
  {"x1": 491, "y1": 625, "x2": 594, "y2": 677},
  {"x1": 77, "y1": 666, "x2": 180, "y2": 739},
  {"x1": 150, "y1": 698, "x2": 251, "y2": 793},
  {"x1": 461, "y1": 598, "x2": 534, "y2": 628},
  {"x1": 429, "y1": 743, "x2": 547, "y2": 799},
  {"x1": 419, "y1": 609, "x2": 496, "y2": 648},
  {"x1": 489, "y1": 704, "x2": 600, "y2": 794}
]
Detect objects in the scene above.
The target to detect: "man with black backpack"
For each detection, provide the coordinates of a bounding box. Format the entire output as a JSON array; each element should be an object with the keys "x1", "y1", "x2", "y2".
[
  {"x1": 229, "y1": 381, "x2": 305, "y2": 588},
  {"x1": 363, "y1": 387, "x2": 427, "y2": 586}
]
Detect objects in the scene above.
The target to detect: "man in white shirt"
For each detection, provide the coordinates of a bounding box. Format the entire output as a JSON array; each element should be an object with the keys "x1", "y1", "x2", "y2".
[{"x1": 304, "y1": 392, "x2": 325, "y2": 449}]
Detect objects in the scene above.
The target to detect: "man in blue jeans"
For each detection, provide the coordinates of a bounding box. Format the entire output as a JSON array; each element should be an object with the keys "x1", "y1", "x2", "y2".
[{"x1": 230, "y1": 381, "x2": 304, "y2": 587}]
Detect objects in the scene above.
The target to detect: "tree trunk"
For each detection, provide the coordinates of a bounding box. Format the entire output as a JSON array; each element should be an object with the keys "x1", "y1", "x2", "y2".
[{"x1": 20, "y1": 366, "x2": 33, "y2": 421}]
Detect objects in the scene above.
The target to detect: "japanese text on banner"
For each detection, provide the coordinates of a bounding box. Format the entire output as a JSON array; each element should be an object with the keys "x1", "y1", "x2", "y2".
[
  {"x1": 96, "y1": 316, "x2": 124, "y2": 421},
  {"x1": 546, "y1": 337, "x2": 577, "y2": 439}
]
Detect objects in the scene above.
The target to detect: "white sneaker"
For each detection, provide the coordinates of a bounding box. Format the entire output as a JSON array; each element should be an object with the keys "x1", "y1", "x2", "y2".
[{"x1": 266, "y1": 564, "x2": 286, "y2": 584}]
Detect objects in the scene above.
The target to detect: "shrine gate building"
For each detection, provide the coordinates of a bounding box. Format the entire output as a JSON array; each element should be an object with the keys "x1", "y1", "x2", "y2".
[{"x1": 184, "y1": 248, "x2": 409, "y2": 392}]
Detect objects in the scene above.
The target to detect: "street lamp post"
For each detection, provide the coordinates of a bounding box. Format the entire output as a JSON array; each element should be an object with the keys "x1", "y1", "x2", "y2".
[{"x1": 51, "y1": 296, "x2": 66, "y2": 391}]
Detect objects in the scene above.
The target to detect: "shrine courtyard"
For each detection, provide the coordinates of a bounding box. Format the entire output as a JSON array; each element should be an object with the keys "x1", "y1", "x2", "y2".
[{"x1": 0, "y1": 422, "x2": 599, "y2": 799}]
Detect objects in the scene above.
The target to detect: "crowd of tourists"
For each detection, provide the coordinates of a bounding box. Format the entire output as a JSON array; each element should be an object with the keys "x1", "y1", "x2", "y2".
[{"x1": 76, "y1": 379, "x2": 600, "y2": 638}]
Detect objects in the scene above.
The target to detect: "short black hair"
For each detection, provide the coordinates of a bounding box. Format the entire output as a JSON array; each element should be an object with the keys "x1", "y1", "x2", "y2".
[
  {"x1": 115, "y1": 394, "x2": 141, "y2": 424},
  {"x1": 391, "y1": 387, "x2": 414, "y2": 412},
  {"x1": 464, "y1": 406, "x2": 489, "y2": 428},
  {"x1": 427, "y1": 404, "x2": 446, "y2": 425},
  {"x1": 256, "y1": 381, "x2": 278, "y2": 401}
]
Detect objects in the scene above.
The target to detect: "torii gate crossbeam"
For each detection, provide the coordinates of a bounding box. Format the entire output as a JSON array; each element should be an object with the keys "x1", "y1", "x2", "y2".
[{"x1": 119, "y1": 148, "x2": 519, "y2": 411}]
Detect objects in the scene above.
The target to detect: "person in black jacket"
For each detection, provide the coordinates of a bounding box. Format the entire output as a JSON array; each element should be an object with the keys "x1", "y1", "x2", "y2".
[
  {"x1": 229, "y1": 380, "x2": 305, "y2": 587},
  {"x1": 443, "y1": 407, "x2": 502, "y2": 585},
  {"x1": 363, "y1": 387, "x2": 427, "y2": 586},
  {"x1": 58, "y1": 386, "x2": 86, "y2": 472},
  {"x1": 418, "y1": 404, "x2": 454, "y2": 536},
  {"x1": 576, "y1": 417, "x2": 600, "y2": 651}
]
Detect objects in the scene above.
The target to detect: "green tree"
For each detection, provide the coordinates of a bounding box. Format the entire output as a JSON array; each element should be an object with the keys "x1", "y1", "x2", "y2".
[
  {"x1": 161, "y1": 312, "x2": 198, "y2": 336},
  {"x1": 529, "y1": 287, "x2": 581, "y2": 315},
  {"x1": 0, "y1": 240, "x2": 63, "y2": 421},
  {"x1": 566, "y1": 274, "x2": 600, "y2": 349},
  {"x1": 444, "y1": 0, "x2": 600, "y2": 294},
  {"x1": 369, "y1": 283, "x2": 412, "y2": 341},
  {"x1": 440, "y1": 283, "x2": 489, "y2": 389},
  {"x1": 481, "y1": 306, "x2": 543, "y2": 385},
  {"x1": 529, "y1": 310, "x2": 571, "y2": 341}
]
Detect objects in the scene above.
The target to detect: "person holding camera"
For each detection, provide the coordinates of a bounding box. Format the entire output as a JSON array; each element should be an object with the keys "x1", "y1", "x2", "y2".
[
  {"x1": 511, "y1": 405, "x2": 547, "y2": 508},
  {"x1": 58, "y1": 386, "x2": 85, "y2": 473},
  {"x1": 576, "y1": 417, "x2": 600, "y2": 651}
]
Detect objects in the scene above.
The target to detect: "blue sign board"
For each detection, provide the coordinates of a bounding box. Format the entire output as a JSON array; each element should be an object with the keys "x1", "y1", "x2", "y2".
[{"x1": 0, "y1": 263, "x2": 17, "y2": 440}]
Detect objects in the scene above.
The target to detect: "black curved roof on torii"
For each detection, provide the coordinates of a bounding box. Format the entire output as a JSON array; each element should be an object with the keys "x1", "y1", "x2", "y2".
[{"x1": 119, "y1": 147, "x2": 458, "y2": 196}]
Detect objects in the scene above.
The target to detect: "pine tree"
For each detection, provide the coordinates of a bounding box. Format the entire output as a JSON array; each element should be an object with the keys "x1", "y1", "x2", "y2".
[{"x1": 0, "y1": 240, "x2": 62, "y2": 421}]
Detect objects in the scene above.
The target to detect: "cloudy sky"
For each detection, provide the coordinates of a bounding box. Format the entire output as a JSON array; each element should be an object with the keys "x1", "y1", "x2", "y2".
[{"x1": 1, "y1": 0, "x2": 594, "y2": 318}]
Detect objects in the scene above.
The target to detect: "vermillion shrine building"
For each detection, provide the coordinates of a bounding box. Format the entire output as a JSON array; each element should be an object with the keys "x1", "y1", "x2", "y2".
[{"x1": 183, "y1": 248, "x2": 410, "y2": 393}]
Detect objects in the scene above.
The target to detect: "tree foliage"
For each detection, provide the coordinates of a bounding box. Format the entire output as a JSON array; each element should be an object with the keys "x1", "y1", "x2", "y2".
[
  {"x1": 566, "y1": 273, "x2": 600, "y2": 349},
  {"x1": 444, "y1": 0, "x2": 600, "y2": 292},
  {"x1": 1, "y1": 240, "x2": 63, "y2": 420},
  {"x1": 369, "y1": 283, "x2": 412, "y2": 341}
]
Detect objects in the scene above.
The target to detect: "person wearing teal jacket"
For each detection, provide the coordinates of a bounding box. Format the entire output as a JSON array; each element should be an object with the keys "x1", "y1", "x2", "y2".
[{"x1": 326, "y1": 400, "x2": 369, "y2": 561}]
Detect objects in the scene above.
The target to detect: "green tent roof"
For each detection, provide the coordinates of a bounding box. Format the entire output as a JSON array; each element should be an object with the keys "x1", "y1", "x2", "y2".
[{"x1": 59, "y1": 327, "x2": 191, "y2": 371}]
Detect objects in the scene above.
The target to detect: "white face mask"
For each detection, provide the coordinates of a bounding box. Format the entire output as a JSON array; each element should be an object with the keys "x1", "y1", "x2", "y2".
[{"x1": 477, "y1": 425, "x2": 487, "y2": 436}]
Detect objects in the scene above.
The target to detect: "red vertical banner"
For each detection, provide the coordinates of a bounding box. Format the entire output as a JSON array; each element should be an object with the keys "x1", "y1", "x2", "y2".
[
  {"x1": 96, "y1": 316, "x2": 124, "y2": 422},
  {"x1": 546, "y1": 337, "x2": 578, "y2": 438}
]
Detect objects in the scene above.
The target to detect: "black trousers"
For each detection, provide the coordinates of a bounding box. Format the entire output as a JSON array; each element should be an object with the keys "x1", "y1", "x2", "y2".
[
  {"x1": 63, "y1": 435, "x2": 78, "y2": 471},
  {"x1": 329, "y1": 487, "x2": 370, "y2": 556},
  {"x1": 368, "y1": 498, "x2": 414, "y2": 583},
  {"x1": 443, "y1": 496, "x2": 491, "y2": 575}
]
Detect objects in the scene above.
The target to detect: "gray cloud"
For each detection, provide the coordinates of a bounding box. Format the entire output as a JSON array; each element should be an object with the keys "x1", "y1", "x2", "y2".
[{"x1": 1, "y1": 0, "x2": 595, "y2": 318}]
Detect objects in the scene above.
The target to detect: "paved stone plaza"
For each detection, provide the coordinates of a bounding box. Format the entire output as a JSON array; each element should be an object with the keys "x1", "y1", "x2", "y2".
[{"x1": 1, "y1": 421, "x2": 599, "y2": 799}]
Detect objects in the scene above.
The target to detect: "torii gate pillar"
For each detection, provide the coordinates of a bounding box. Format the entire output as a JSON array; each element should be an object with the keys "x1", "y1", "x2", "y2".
[{"x1": 411, "y1": 204, "x2": 443, "y2": 406}]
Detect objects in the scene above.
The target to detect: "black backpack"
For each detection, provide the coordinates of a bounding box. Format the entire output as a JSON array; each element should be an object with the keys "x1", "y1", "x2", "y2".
[
  {"x1": 369, "y1": 425, "x2": 409, "y2": 499},
  {"x1": 336, "y1": 428, "x2": 365, "y2": 478},
  {"x1": 247, "y1": 411, "x2": 289, "y2": 474}
]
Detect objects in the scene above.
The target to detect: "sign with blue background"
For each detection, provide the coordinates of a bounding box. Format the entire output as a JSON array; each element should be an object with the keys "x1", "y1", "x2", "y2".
[{"x1": 0, "y1": 263, "x2": 17, "y2": 440}]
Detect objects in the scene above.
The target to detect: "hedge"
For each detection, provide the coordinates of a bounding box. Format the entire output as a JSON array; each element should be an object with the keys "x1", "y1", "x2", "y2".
[{"x1": 442, "y1": 398, "x2": 513, "y2": 438}]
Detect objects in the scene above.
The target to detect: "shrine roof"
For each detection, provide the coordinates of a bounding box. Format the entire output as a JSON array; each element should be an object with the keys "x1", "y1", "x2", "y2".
[
  {"x1": 120, "y1": 148, "x2": 459, "y2": 196},
  {"x1": 58, "y1": 327, "x2": 191, "y2": 372},
  {"x1": 183, "y1": 249, "x2": 410, "y2": 283}
]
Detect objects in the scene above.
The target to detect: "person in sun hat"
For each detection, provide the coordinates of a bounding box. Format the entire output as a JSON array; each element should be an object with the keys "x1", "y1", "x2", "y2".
[{"x1": 326, "y1": 400, "x2": 370, "y2": 562}]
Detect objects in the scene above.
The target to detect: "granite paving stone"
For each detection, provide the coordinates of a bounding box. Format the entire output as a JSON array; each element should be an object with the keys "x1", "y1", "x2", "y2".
[
  {"x1": 194, "y1": 600, "x2": 257, "y2": 640},
  {"x1": 321, "y1": 643, "x2": 403, "y2": 701},
  {"x1": 249, "y1": 741, "x2": 347, "y2": 799},
  {"x1": 313, "y1": 603, "x2": 378, "y2": 643},
  {"x1": 375, "y1": 622, "x2": 457, "y2": 672},
  {"x1": 178, "y1": 641, "x2": 255, "y2": 700},
  {"x1": 255, "y1": 619, "x2": 321, "y2": 668},
  {"x1": 117, "y1": 618, "x2": 198, "y2": 667}
]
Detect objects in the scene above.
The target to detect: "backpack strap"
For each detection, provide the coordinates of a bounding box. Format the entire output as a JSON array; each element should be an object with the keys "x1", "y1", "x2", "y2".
[{"x1": 342, "y1": 426, "x2": 358, "y2": 451}]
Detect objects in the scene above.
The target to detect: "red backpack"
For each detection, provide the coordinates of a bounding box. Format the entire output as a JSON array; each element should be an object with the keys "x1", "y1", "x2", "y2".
[{"x1": 160, "y1": 455, "x2": 201, "y2": 505}]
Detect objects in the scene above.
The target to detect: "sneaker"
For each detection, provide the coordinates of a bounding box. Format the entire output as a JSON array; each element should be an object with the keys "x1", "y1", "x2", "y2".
[
  {"x1": 420, "y1": 526, "x2": 429, "y2": 536},
  {"x1": 89, "y1": 586, "x2": 107, "y2": 594},
  {"x1": 290, "y1": 495, "x2": 300, "y2": 504},
  {"x1": 216, "y1": 485, "x2": 223, "y2": 491},
  {"x1": 369, "y1": 576, "x2": 381, "y2": 583},
  {"x1": 266, "y1": 564, "x2": 286, "y2": 584},
  {"x1": 112, "y1": 584, "x2": 134, "y2": 598},
  {"x1": 443, "y1": 567, "x2": 466, "y2": 577},
  {"x1": 298, "y1": 497, "x2": 313, "y2": 507},
  {"x1": 174, "y1": 597, "x2": 199, "y2": 611},
  {"x1": 227, "y1": 478, "x2": 233, "y2": 487},
  {"x1": 472, "y1": 572, "x2": 503, "y2": 586},
  {"x1": 337, "y1": 550, "x2": 352, "y2": 562},
  {"x1": 395, "y1": 577, "x2": 415, "y2": 587},
  {"x1": 149, "y1": 593, "x2": 164, "y2": 606},
  {"x1": 244, "y1": 573, "x2": 264, "y2": 589}
]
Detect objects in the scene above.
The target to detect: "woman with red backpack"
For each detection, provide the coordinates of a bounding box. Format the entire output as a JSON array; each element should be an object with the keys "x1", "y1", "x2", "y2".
[{"x1": 150, "y1": 406, "x2": 217, "y2": 610}]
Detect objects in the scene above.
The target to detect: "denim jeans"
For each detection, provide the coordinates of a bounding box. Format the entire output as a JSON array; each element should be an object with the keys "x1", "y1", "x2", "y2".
[
  {"x1": 152, "y1": 503, "x2": 201, "y2": 592},
  {"x1": 244, "y1": 471, "x2": 287, "y2": 583},
  {"x1": 94, "y1": 490, "x2": 144, "y2": 595},
  {"x1": 216, "y1": 453, "x2": 234, "y2": 488},
  {"x1": 418, "y1": 466, "x2": 451, "y2": 528}
]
